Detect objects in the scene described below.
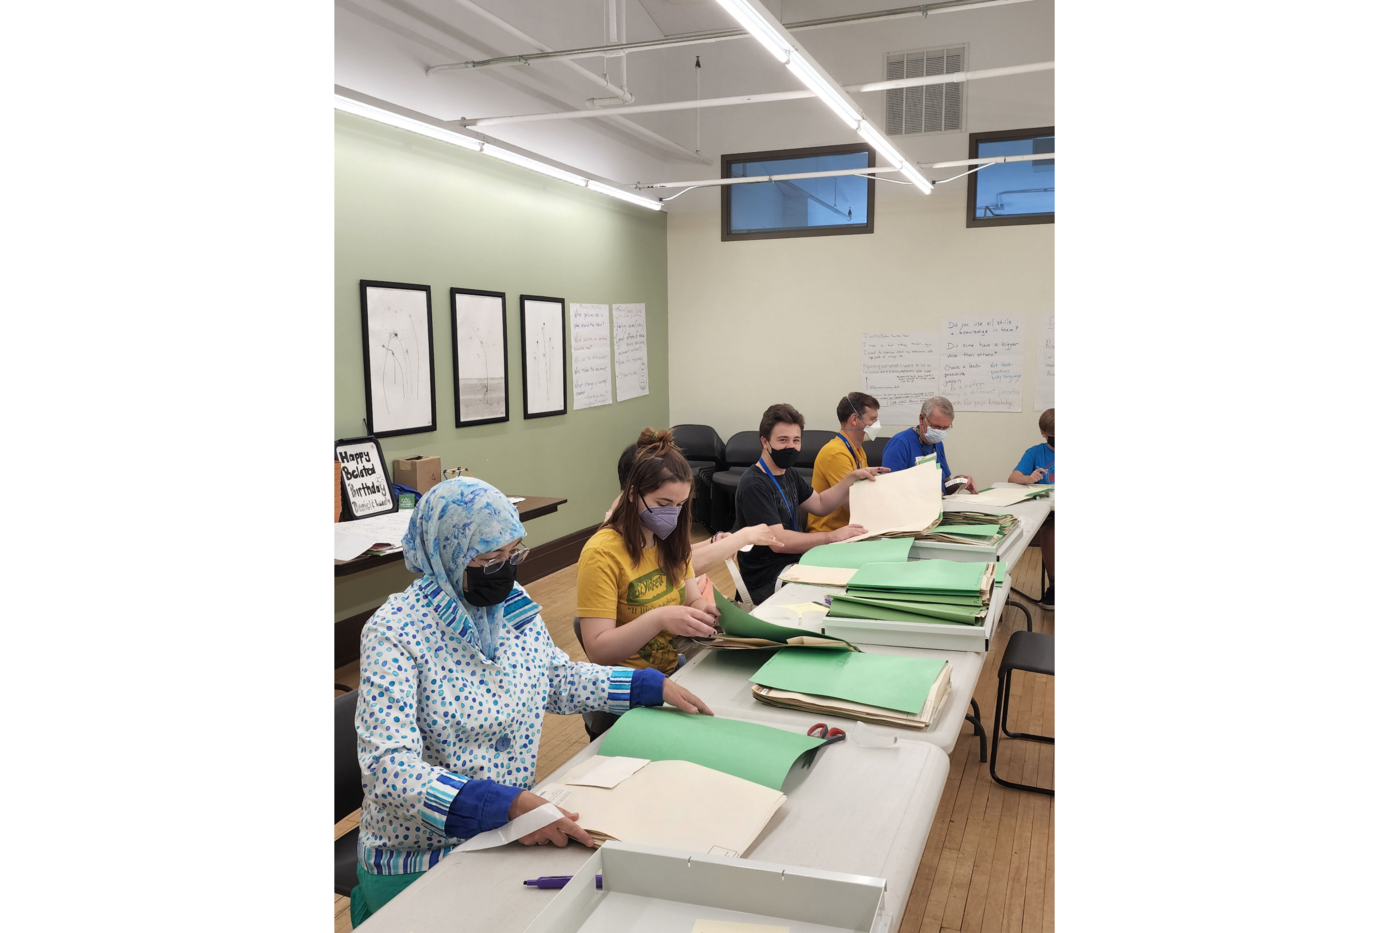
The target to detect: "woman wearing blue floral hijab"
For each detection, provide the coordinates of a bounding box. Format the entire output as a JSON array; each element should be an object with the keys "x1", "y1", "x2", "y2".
[{"x1": 350, "y1": 477, "x2": 711, "y2": 925}]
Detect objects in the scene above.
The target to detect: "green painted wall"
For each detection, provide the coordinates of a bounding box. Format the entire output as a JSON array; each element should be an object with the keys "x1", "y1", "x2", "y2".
[{"x1": 335, "y1": 112, "x2": 669, "y2": 617}]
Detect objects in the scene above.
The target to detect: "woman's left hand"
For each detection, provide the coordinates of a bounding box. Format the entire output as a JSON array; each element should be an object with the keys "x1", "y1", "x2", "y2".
[{"x1": 663, "y1": 678, "x2": 714, "y2": 716}]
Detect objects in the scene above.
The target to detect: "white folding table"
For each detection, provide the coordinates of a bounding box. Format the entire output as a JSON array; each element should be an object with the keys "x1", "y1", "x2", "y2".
[{"x1": 357, "y1": 728, "x2": 949, "y2": 933}]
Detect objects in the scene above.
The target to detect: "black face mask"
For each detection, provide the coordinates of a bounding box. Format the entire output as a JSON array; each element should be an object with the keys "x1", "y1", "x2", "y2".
[
  {"x1": 463, "y1": 563, "x2": 517, "y2": 607},
  {"x1": 767, "y1": 445, "x2": 800, "y2": 469},
  {"x1": 1046, "y1": 436, "x2": 1055, "y2": 448}
]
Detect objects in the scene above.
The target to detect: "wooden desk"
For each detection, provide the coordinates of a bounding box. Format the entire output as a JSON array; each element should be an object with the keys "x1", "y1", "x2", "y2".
[{"x1": 334, "y1": 496, "x2": 567, "y2": 578}]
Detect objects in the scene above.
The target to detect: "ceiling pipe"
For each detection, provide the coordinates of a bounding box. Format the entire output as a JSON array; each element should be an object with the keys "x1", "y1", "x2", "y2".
[
  {"x1": 587, "y1": 0, "x2": 630, "y2": 108},
  {"x1": 634, "y1": 153, "x2": 1054, "y2": 189},
  {"x1": 445, "y1": 0, "x2": 711, "y2": 164},
  {"x1": 460, "y1": 62, "x2": 1053, "y2": 127},
  {"x1": 428, "y1": 0, "x2": 1037, "y2": 74}
]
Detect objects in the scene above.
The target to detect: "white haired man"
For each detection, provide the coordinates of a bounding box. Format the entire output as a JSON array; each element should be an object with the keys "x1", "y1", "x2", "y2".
[{"x1": 880, "y1": 396, "x2": 977, "y2": 493}]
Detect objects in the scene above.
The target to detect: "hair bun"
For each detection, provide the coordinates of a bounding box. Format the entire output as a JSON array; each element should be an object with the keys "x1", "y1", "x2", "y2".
[{"x1": 635, "y1": 427, "x2": 674, "y2": 455}]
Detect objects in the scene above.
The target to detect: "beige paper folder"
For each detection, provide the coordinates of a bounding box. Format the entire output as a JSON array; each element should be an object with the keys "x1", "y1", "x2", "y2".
[
  {"x1": 846, "y1": 462, "x2": 943, "y2": 541},
  {"x1": 535, "y1": 759, "x2": 786, "y2": 858},
  {"x1": 778, "y1": 564, "x2": 857, "y2": 587}
]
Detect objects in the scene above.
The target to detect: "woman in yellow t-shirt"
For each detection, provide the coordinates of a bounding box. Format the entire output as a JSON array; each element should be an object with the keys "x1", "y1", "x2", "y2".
[{"x1": 577, "y1": 428, "x2": 719, "y2": 678}]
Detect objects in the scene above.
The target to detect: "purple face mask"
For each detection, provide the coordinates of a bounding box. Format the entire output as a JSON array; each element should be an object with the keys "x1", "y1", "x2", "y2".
[{"x1": 639, "y1": 497, "x2": 682, "y2": 539}]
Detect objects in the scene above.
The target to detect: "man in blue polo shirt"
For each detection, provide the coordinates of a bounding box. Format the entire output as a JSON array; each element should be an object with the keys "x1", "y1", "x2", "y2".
[{"x1": 881, "y1": 396, "x2": 977, "y2": 493}]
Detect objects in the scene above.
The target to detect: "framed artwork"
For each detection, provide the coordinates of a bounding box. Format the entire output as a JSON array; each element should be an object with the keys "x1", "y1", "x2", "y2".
[
  {"x1": 360, "y1": 280, "x2": 437, "y2": 437},
  {"x1": 450, "y1": 288, "x2": 510, "y2": 426},
  {"x1": 519, "y1": 295, "x2": 567, "y2": 419},
  {"x1": 335, "y1": 435, "x2": 396, "y2": 520}
]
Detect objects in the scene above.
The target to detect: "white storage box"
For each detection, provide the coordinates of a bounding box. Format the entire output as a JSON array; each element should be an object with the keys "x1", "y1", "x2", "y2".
[{"x1": 522, "y1": 841, "x2": 890, "y2": 933}]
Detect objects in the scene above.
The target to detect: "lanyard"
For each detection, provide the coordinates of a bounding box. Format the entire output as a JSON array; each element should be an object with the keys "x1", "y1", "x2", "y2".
[
  {"x1": 837, "y1": 432, "x2": 863, "y2": 469},
  {"x1": 758, "y1": 457, "x2": 797, "y2": 530}
]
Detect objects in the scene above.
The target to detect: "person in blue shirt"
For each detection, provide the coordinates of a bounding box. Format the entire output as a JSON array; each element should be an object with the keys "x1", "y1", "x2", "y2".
[
  {"x1": 880, "y1": 396, "x2": 977, "y2": 493},
  {"x1": 1009, "y1": 407, "x2": 1054, "y2": 607}
]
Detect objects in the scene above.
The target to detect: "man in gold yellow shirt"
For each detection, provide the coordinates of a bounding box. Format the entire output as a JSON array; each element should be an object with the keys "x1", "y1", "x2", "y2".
[{"x1": 808, "y1": 391, "x2": 882, "y2": 534}]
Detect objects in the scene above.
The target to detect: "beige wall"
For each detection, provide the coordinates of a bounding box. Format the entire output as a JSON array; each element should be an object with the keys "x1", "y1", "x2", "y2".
[{"x1": 665, "y1": 185, "x2": 1053, "y2": 489}]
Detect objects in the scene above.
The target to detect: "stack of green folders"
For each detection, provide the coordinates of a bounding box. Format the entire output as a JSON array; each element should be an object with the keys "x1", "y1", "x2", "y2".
[
  {"x1": 749, "y1": 650, "x2": 953, "y2": 730},
  {"x1": 829, "y1": 560, "x2": 1007, "y2": 626},
  {"x1": 919, "y1": 511, "x2": 1019, "y2": 546}
]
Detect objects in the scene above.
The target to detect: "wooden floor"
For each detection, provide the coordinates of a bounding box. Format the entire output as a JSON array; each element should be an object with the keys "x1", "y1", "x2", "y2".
[{"x1": 333, "y1": 534, "x2": 1053, "y2": 932}]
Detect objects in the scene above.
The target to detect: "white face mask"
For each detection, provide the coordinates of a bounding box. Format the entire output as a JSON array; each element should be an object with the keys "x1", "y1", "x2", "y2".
[
  {"x1": 866, "y1": 418, "x2": 882, "y2": 434},
  {"x1": 924, "y1": 426, "x2": 948, "y2": 444}
]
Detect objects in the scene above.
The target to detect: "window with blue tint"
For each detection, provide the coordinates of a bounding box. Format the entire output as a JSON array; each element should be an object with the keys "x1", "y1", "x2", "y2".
[
  {"x1": 966, "y1": 127, "x2": 1054, "y2": 227},
  {"x1": 721, "y1": 144, "x2": 875, "y2": 241}
]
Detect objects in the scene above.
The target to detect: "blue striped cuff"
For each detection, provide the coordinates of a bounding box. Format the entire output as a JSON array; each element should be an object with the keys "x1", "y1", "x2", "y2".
[
  {"x1": 421, "y1": 773, "x2": 464, "y2": 835},
  {"x1": 605, "y1": 668, "x2": 635, "y2": 714},
  {"x1": 629, "y1": 667, "x2": 666, "y2": 707}
]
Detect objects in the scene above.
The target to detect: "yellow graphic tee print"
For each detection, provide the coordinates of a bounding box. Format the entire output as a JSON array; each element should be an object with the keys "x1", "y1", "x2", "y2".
[{"x1": 576, "y1": 527, "x2": 694, "y2": 674}]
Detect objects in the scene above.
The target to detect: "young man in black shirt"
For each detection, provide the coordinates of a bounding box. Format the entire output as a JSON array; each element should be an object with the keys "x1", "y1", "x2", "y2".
[{"x1": 733, "y1": 403, "x2": 888, "y2": 604}]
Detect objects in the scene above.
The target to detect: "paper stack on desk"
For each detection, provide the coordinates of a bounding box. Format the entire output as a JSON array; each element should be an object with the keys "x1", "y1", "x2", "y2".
[
  {"x1": 825, "y1": 560, "x2": 1006, "y2": 626},
  {"x1": 749, "y1": 651, "x2": 952, "y2": 730},
  {"x1": 705, "y1": 593, "x2": 856, "y2": 651},
  {"x1": 535, "y1": 757, "x2": 786, "y2": 858},
  {"x1": 919, "y1": 511, "x2": 1019, "y2": 545},
  {"x1": 333, "y1": 508, "x2": 415, "y2": 561}
]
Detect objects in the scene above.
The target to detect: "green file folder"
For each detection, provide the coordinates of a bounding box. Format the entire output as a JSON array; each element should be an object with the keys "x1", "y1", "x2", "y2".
[{"x1": 750, "y1": 650, "x2": 946, "y2": 715}]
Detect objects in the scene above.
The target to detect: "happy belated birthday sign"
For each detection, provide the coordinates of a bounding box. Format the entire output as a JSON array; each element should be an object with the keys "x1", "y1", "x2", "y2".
[{"x1": 336, "y1": 437, "x2": 394, "y2": 518}]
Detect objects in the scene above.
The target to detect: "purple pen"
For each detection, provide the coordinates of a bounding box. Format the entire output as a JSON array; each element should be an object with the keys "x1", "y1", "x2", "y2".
[{"x1": 523, "y1": 874, "x2": 603, "y2": 889}]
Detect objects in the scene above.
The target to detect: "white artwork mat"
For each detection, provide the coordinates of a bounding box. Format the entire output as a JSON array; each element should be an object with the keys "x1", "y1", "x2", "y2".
[
  {"x1": 454, "y1": 292, "x2": 507, "y2": 422},
  {"x1": 523, "y1": 298, "x2": 566, "y2": 415},
  {"x1": 364, "y1": 286, "x2": 434, "y2": 433}
]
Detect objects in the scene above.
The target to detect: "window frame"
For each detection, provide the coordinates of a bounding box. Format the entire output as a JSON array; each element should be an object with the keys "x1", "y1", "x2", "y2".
[
  {"x1": 965, "y1": 126, "x2": 1055, "y2": 229},
  {"x1": 721, "y1": 143, "x2": 877, "y2": 242}
]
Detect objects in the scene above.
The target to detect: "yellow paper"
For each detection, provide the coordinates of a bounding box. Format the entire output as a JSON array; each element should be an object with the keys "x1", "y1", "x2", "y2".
[{"x1": 692, "y1": 921, "x2": 790, "y2": 933}]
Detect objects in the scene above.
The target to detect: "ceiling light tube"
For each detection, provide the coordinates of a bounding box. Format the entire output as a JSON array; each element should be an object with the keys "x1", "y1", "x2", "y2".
[
  {"x1": 786, "y1": 52, "x2": 860, "y2": 129},
  {"x1": 898, "y1": 163, "x2": 934, "y2": 195},
  {"x1": 586, "y1": 180, "x2": 663, "y2": 210},
  {"x1": 712, "y1": 0, "x2": 793, "y2": 62},
  {"x1": 481, "y1": 144, "x2": 587, "y2": 185},
  {"x1": 857, "y1": 122, "x2": 905, "y2": 167},
  {"x1": 334, "y1": 95, "x2": 484, "y2": 151}
]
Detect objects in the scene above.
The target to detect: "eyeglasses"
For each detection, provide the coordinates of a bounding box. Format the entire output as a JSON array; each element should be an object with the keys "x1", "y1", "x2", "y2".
[{"x1": 478, "y1": 547, "x2": 530, "y2": 574}]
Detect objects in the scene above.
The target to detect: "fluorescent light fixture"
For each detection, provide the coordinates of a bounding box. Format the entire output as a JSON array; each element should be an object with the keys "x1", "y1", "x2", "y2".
[
  {"x1": 334, "y1": 94, "x2": 484, "y2": 151},
  {"x1": 481, "y1": 144, "x2": 587, "y2": 186},
  {"x1": 586, "y1": 180, "x2": 663, "y2": 210},
  {"x1": 712, "y1": 0, "x2": 792, "y2": 62},
  {"x1": 786, "y1": 52, "x2": 860, "y2": 129},
  {"x1": 857, "y1": 122, "x2": 904, "y2": 167},
  {"x1": 899, "y1": 163, "x2": 934, "y2": 195}
]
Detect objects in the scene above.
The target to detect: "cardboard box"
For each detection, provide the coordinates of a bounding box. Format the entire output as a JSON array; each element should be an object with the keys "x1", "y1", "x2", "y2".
[{"x1": 393, "y1": 455, "x2": 442, "y2": 494}]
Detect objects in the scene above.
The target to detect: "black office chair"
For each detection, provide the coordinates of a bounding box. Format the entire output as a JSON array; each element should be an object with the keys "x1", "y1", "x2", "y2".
[
  {"x1": 794, "y1": 429, "x2": 837, "y2": 482},
  {"x1": 989, "y1": 631, "x2": 1054, "y2": 795},
  {"x1": 671, "y1": 424, "x2": 726, "y2": 533},
  {"x1": 862, "y1": 436, "x2": 890, "y2": 468},
  {"x1": 335, "y1": 689, "x2": 363, "y2": 897},
  {"x1": 711, "y1": 431, "x2": 763, "y2": 532}
]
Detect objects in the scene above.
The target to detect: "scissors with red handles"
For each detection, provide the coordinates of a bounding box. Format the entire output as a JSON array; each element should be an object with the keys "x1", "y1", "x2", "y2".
[{"x1": 800, "y1": 723, "x2": 847, "y2": 768}]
